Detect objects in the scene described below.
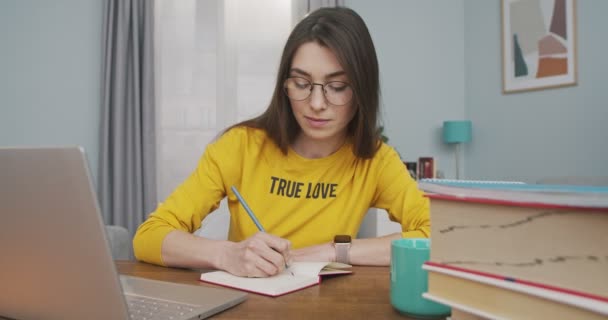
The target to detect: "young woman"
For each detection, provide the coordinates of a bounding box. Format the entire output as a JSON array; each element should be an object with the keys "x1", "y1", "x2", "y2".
[{"x1": 133, "y1": 7, "x2": 429, "y2": 278}]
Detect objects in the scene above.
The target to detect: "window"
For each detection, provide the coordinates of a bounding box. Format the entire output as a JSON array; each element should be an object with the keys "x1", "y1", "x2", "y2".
[{"x1": 155, "y1": 0, "x2": 292, "y2": 238}]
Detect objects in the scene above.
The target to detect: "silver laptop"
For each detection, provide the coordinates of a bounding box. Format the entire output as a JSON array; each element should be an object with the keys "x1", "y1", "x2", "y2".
[{"x1": 0, "y1": 147, "x2": 247, "y2": 320}]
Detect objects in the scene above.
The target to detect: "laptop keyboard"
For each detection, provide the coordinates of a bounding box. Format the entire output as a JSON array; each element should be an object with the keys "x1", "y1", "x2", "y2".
[{"x1": 126, "y1": 294, "x2": 199, "y2": 320}]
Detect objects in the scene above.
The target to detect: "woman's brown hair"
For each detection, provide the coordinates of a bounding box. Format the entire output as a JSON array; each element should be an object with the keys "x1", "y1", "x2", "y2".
[{"x1": 228, "y1": 7, "x2": 381, "y2": 158}]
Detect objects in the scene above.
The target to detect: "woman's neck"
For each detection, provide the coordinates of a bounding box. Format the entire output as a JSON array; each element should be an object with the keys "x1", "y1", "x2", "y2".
[{"x1": 291, "y1": 133, "x2": 347, "y2": 159}]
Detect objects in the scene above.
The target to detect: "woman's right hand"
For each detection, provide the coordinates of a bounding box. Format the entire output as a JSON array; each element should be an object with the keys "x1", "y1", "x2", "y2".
[{"x1": 218, "y1": 232, "x2": 292, "y2": 278}]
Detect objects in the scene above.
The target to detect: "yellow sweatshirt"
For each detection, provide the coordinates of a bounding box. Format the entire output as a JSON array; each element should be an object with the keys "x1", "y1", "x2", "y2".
[{"x1": 133, "y1": 127, "x2": 429, "y2": 266}]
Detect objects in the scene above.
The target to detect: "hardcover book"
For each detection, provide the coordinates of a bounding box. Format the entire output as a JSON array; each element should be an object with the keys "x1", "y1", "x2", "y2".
[
  {"x1": 423, "y1": 263, "x2": 608, "y2": 319},
  {"x1": 418, "y1": 178, "x2": 608, "y2": 208},
  {"x1": 421, "y1": 180, "x2": 608, "y2": 317}
]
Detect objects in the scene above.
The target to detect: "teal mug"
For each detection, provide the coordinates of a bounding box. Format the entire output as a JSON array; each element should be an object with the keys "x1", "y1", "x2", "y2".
[{"x1": 390, "y1": 238, "x2": 450, "y2": 319}]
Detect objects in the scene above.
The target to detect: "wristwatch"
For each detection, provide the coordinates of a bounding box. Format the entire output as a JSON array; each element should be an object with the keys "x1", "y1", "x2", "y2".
[{"x1": 333, "y1": 235, "x2": 352, "y2": 264}]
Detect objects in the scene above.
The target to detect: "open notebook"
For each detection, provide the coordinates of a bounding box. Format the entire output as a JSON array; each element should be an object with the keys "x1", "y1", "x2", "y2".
[{"x1": 200, "y1": 262, "x2": 352, "y2": 297}]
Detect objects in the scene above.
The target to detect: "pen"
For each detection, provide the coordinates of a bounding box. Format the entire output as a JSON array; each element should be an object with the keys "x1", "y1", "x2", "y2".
[
  {"x1": 231, "y1": 185, "x2": 266, "y2": 232},
  {"x1": 231, "y1": 185, "x2": 292, "y2": 275}
]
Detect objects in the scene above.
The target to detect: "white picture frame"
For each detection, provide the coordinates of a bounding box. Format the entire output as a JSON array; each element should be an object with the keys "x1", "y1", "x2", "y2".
[{"x1": 501, "y1": 0, "x2": 577, "y2": 93}]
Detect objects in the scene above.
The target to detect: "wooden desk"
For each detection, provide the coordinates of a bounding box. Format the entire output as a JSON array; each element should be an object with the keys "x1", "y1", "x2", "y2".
[{"x1": 116, "y1": 261, "x2": 416, "y2": 319}]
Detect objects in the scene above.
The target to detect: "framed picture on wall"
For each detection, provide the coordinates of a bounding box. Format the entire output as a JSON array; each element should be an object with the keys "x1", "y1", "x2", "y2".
[{"x1": 501, "y1": 0, "x2": 577, "y2": 93}]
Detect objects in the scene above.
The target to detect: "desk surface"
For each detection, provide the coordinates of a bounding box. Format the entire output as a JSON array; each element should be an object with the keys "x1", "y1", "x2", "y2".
[{"x1": 117, "y1": 261, "x2": 416, "y2": 319}]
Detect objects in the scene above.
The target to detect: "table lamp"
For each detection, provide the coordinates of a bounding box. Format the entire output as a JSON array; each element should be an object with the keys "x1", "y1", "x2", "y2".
[{"x1": 442, "y1": 120, "x2": 472, "y2": 179}]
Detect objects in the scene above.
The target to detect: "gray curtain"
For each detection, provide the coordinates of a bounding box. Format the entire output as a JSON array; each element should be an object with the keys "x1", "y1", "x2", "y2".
[{"x1": 99, "y1": 0, "x2": 156, "y2": 235}]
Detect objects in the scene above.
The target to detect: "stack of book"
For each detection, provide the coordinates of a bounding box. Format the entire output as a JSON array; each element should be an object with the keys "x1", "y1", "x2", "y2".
[{"x1": 417, "y1": 179, "x2": 608, "y2": 319}]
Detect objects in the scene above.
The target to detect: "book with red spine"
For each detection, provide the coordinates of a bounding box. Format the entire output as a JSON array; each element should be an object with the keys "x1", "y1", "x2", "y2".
[{"x1": 419, "y1": 179, "x2": 608, "y2": 318}]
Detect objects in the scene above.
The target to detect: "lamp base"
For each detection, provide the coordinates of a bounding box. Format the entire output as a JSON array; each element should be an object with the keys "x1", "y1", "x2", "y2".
[{"x1": 455, "y1": 143, "x2": 461, "y2": 180}]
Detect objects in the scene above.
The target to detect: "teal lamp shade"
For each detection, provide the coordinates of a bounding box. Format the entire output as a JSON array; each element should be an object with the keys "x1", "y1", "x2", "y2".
[{"x1": 443, "y1": 120, "x2": 472, "y2": 144}]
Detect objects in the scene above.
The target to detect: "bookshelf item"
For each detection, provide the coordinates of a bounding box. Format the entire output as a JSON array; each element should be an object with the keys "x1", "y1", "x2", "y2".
[
  {"x1": 424, "y1": 263, "x2": 608, "y2": 319},
  {"x1": 404, "y1": 162, "x2": 418, "y2": 180},
  {"x1": 418, "y1": 157, "x2": 436, "y2": 179},
  {"x1": 200, "y1": 262, "x2": 351, "y2": 297}
]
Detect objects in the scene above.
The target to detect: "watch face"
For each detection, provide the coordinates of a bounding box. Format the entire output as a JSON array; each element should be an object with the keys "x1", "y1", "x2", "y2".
[{"x1": 334, "y1": 235, "x2": 351, "y2": 243}]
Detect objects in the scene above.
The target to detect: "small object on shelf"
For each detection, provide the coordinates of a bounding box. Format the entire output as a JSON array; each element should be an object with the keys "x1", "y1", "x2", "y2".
[
  {"x1": 404, "y1": 162, "x2": 418, "y2": 180},
  {"x1": 418, "y1": 157, "x2": 436, "y2": 179}
]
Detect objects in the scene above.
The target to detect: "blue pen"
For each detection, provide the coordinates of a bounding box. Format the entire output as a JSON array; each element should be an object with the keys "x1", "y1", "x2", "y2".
[
  {"x1": 231, "y1": 186, "x2": 266, "y2": 232},
  {"x1": 231, "y1": 186, "x2": 292, "y2": 274}
]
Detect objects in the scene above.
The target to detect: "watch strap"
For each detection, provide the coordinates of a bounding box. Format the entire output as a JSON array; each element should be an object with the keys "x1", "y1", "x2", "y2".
[{"x1": 334, "y1": 243, "x2": 351, "y2": 264}]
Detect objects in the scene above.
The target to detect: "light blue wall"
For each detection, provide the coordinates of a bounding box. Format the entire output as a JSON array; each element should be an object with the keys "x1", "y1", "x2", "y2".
[
  {"x1": 347, "y1": 0, "x2": 466, "y2": 179},
  {"x1": 2, "y1": 1, "x2": 604, "y2": 186},
  {"x1": 464, "y1": 0, "x2": 608, "y2": 182},
  {"x1": 351, "y1": 0, "x2": 607, "y2": 182},
  {"x1": 0, "y1": 0, "x2": 103, "y2": 183}
]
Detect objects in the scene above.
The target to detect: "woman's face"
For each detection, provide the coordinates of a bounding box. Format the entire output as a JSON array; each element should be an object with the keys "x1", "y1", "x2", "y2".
[{"x1": 287, "y1": 41, "x2": 356, "y2": 146}]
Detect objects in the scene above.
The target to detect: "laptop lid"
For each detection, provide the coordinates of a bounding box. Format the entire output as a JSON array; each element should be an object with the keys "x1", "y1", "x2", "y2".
[{"x1": 0, "y1": 147, "x2": 246, "y2": 320}]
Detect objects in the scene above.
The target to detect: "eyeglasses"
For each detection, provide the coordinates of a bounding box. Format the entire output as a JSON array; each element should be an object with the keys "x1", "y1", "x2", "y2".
[{"x1": 283, "y1": 77, "x2": 353, "y2": 106}]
